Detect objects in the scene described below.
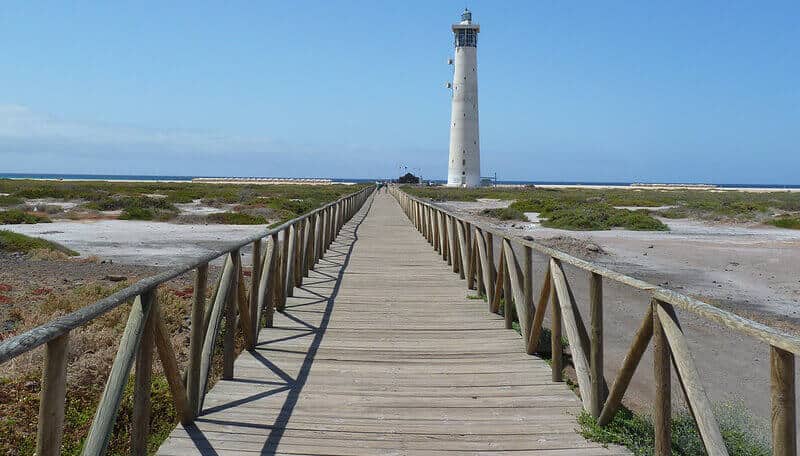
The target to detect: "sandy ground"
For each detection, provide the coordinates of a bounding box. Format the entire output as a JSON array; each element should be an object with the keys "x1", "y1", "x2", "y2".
[
  {"x1": 438, "y1": 199, "x2": 800, "y2": 427},
  {"x1": 3, "y1": 220, "x2": 265, "y2": 267}
]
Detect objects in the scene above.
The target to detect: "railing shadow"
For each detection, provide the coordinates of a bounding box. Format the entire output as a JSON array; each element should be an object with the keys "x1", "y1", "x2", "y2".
[{"x1": 185, "y1": 194, "x2": 374, "y2": 456}]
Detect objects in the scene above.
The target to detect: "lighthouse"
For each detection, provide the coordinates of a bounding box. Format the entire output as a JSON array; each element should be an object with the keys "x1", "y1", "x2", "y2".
[{"x1": 446, "y1": 9, "x2": 481, "y2": 188}]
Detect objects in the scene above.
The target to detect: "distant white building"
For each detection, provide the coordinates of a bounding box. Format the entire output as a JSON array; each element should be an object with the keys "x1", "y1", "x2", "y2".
[{"x1": 446, "y1": 9, "x2": 481, "y2": 188}]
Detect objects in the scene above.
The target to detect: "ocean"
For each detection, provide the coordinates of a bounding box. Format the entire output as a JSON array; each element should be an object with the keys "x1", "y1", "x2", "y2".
[{"x1": 1, "y1": 173, "x2": 798, "y2": 189}]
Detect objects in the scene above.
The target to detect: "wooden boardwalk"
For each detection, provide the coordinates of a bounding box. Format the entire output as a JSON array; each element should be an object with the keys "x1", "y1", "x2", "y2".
[{"x1": 157, "y1": 192, "x2": 628, "y2": 455}]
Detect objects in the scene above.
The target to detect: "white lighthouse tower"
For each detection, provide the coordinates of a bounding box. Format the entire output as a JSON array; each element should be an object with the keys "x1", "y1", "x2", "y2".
[{"x1": 446, "y1": 9, "x2": 481, "y2": 188}]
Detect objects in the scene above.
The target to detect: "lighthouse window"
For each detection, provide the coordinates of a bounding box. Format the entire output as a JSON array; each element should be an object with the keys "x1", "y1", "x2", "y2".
[
  {"x1": 462, "y1": 159, "x2": 465, "y2": 165},
  {"x1": 462, "y1": 171, "x2": 466, "y2": 175}
]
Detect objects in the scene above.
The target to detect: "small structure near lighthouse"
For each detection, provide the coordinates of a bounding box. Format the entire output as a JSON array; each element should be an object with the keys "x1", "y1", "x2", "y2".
[{"x1": 446, "y1": 9, "x2": 481, "y2": 187}]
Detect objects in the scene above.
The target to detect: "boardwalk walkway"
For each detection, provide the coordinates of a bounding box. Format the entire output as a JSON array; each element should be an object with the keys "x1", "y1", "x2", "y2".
[{"x1": 158, "y1": 192, "x2": 628, "y2": 455}]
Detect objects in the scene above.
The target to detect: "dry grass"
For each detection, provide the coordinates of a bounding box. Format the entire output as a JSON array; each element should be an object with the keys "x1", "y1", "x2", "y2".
[{"x1": 0, "y1": 274, "x2": 247, "y2": 455}]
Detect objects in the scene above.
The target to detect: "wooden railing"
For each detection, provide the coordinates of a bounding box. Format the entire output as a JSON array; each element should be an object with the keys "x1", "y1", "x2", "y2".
[
  {"x1": 0, "y1": 186, "x2": 373, "y2": 456},
  {"x1": 391, "y1": 186, "x2": 799, "y2": 456}
]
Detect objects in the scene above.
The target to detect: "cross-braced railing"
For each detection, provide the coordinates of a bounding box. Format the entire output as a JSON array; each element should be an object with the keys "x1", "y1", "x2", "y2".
[
  {"x1": 0, "y1": 186, "x2": 373, "y2": 456},
  {"x1": 392, "y1": 186, "x2": 799, "y2": 456}
]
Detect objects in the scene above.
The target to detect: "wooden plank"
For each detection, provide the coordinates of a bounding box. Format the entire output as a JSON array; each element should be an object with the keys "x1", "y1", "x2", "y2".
[
  {"x1": 456, "y1": 220, "x2": 469, "y2": 280},
  {"x1": 187, "y1": 263, "x2": 207, "y2": 418},
  {"x1": 597, "y1": 305, "x2": 653, "y2": 426},
  {"x1": 550, "y1": 259, "x2": 593, "y2": 411},
  {"x1": 249, "y1": 239, "x2": 261, "y2": 347},
  {"x1": 503, "y1": 239, "x2": 530, "y2": 339},
  {"x1": 475, "y1": 227, "x2": 492, "y2": 304},
  {"x1": 655, "y1": 302, "x2": 728, "y2": 455},
  {"x1": 36, "y1": 333, "x2": 69, "y2": 456},
  {"x1": 527, "y1": 265, "x2": 551, "y2": 355},
  {"x1": 84, "y1": 292, "x2": 154, "y2": 456},
  {"x1": 157, "y1": 191, "x2": 627, "y2": 456},
  {"x1": 589, "y1": 272, "x2": 603, "y2": 418},
  {"x1": 653, "y1": 300, "x2": 671, "y2": 456},
  {"x1": 551, "y1": 269, "x2": 563, "y2": 383},
  {"x1": 771, "y1": 345, "x2": 796, "y2": 456},
  {"x1": 131, "y1": 292, "x2": 155, "y2": 456},
  {"x1": 152, "y1": 302, "x2": 192, "y2": 425},
  {"x1": 491, "y1": 244, "x2": 506, "y2": 314},
  {"x1": 224, "y1": 251, "x2": 240, "y2": 379}
]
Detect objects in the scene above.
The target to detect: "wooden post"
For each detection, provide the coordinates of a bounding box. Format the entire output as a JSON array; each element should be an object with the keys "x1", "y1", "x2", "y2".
[
  {"x1": 771, "y1": 345, "x2": 796, "y2": 456},
  {"x1": 83, "y1": 293, "x2": 154, "y2": 456},
  {"x1": 223, "y1": 251, "x2": 239, "y2": 379},
  {"x1": 285, "y1": 225, "x2": 296, "y2": 298},
  {"x1": 36, "y1": 333, "x2": 69, "y2": 456},
  {"x1": 249, "y1": 240, "x2": 261, "y2": 349},
  {"x1": 589, "y1": 272, "x2": 604, "y2": 418},
  {"x1": 523, "y1": 246, "x2": 533, "y2": 331},
  {"x1": 485, "y1": 231, "x2": 496, "y2": 298},
  {"x1": 551, "y1": 270, "x2": 563, "y2": 382},
  {"x1": 653, "y1": 300, "x2": 671, "y2": 456},
  {"x1": 503, "y1": 251, "x2": 513, "y2": 329},
  {"x1": 187, "y1": 263, "x2": 207, "y2": 418},
  {"x1": 131, "y1": 290, "x2": 156, "y2": 456},
  {"x1": 265, "y1": 233, "x2": 279, "y2": 327}
]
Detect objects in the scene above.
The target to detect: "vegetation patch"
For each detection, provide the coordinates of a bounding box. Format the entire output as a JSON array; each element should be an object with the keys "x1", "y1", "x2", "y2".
[
  {"x1": 207, "y1": 212, "x2": 268, "y2": 225},
  {"x1": 482, "y1": 207, "x2": 526, "y2": 221},
  {"x1": 768, "y1": 215, "x2": 800, "y2": 229},
  {"x1": 0, "y1": 195, "x2": 22, "y2": 207},
  {"x1": 0, "y1": 210, "x2": 51, "y2": 225},
  {"x1": 404, "y1": 185, "x2": 800, "y2": 225},
  {"x1": 0, "y1": 230, "x2": 78, "y2": 256},
  {"x1": 0, "y1": 179, "x2": 366, "y2": 224},
  {"x1": 578, "y1": 403, "x2": 770, "y2": 456}
]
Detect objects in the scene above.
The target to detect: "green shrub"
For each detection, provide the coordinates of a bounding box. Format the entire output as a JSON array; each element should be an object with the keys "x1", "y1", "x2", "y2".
[
  {"x1": 768, "y1": 216, "x2": 800, "y2": 229},
  {"x1": 0, "y1": 230, "x2": 78, "y2": 255},
  {"x1": 579, "y1": 403, "x2": 770, "y2": 456},
  {"x1": 119, "y1": 207, "x2": 155, "y2": 220},
  {"x1": 0, "y1": 209, "x2": 51, "y2": 224},
  {"x1": 208, "y1": 212, "x2": 268, "y2": 225},
  {"x1": 0, "y1": 195, "x2": 22, "y2": 206},
  {"x1": 482, "y1": 207, "x2": 525, "y2": 221}
]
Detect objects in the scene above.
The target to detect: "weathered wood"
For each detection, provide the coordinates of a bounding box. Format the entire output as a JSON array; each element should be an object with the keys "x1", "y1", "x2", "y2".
[
  {"x1": 597, "y1": 305, "x2": 653, "y2": 426},
  {"x1": 456, "y1": 220, "x2": 469, "y2": 280},
  {"x1": 653, "y1": 301, "x2": 671, "y2": 456},
  {"x1": 83, "y1": 292, "x2": 155, "y2": 456},
  {"x1": 502, "y1": 240, "x2": 531, "y2": 340},
  {"x1": 551, "y1": 259, "x2": 593, "y2": 411},
  {"x1": 771, "y1": 345, "x2": 796, "y2": 456},
  {"x1": 36, "y1": 333, "x2": 69, "y2": 456},
  {"x1": 485, "y1": 231, "x2": 496, "y2": 302},
  {"x1": 467, "y1": 234, "x2": 477, "y2": 290},
  {"x1": 224, "y1": 251, "x2": 240, "y2": 379},
  {"x1": 527, "y1": 265, "x2": 551, "y2": 355},
  {"x1": 589, "y1": 272, "x2": 604, "y2": 418},
  {"x1": 152, "y1": 302, "x2": 192, "y2": 425},
  {"x1": 284, "y1": 224, "x2": 297, "y2": 298},
  {"x1": 475, "y1": 227, "x2": 492, "y2": 304},
  {"x1": 551, "y1": 271, "x2": 563, "y2": 383},
  {"x1": 131, "y1": 291, "x2": 156, "y2": 456},
  {"x1": 187, "y1": 263, "x2": 207, "y2": 418},
  {"x1": 655, "y1": 303, "x2": 728, "y2": 455},
  {"x1": 158, "y1": 191, "x2": 627, "y2": 456},
  {"x1": 256, "y1": 237, "x2": 276, "y2": 329},
  {"x1": 249, "y1": 239, "x2": 261, "y2": 348},
  {"x1": 236, "y1": 268, "x2": 253, "y2": 350},
  {"x1": 502, "y1": 248, "x2": 514, "y2": 330},
  {"x1": 491, "y1": 245, "x2": 506, "y2": 314},
  {"x1": 523, "y1": 245, "x2": 533, "y2": 333}
]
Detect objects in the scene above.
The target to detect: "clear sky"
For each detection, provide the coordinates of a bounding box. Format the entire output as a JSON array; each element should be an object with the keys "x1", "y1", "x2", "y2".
[{"x1": 1, "y1": 1, "x2": 797, "y2": 183}]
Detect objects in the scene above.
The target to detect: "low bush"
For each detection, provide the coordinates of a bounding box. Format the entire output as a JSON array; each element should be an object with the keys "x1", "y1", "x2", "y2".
[
  {"x1": 0, "y1": 195, "x2": 22, "y2": 207},
  {"x1": 0, "y1": 230, "x2": 78, "y2": 256},
  {"x1": 208, "y1": 212, "x2": 268, "y2": 225},
  {"x1": 481, "y1": 207, "x2": 525, "y2": 221},
  {"x1": 768, "y1": 216, "x2": 800, "y2": 229},
  {"x1": 578, "y1": 402, "x2": 770, "y2": 456},
  {"x1": 0, "y1": 210, "x2": 51, "y2": 225}
]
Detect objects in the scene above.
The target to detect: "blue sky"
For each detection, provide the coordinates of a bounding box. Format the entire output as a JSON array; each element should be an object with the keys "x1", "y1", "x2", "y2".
[{"x1": 1, "y1": 1, "x2": 797, "y2": 183}]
